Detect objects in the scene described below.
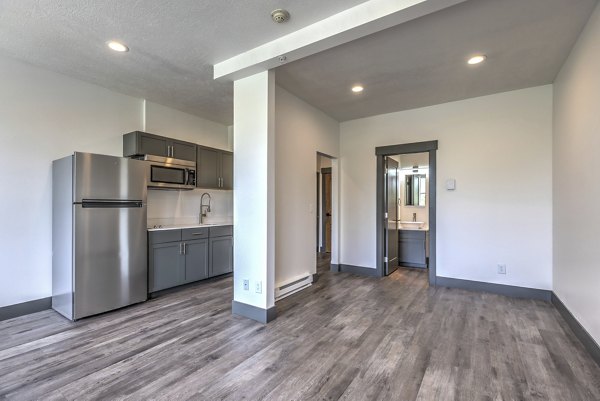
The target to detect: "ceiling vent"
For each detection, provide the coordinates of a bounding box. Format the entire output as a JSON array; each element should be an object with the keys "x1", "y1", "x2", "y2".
[{"x1": 271, "y1": 9, "x2": 290, "y2": 23}]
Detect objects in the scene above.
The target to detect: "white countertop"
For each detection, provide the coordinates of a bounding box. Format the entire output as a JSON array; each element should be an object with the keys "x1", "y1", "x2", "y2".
[
  {"x1": 399, "y1": 226, "x2": 429, "y2": 232},
  {"x1": 148, "y1": 222, "x2": 233, "y2": 231}
]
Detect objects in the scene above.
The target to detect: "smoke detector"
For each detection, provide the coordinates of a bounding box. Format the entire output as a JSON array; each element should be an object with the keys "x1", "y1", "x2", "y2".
[{"x1": 271, "y1": 9, "x2": 290, "y2": 23}]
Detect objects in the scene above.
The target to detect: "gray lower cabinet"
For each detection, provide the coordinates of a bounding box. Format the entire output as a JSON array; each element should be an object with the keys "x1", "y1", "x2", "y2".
[
  {"x1": 398, "y1": 229, "x2": 429, "y2": 268},
  {"x1": 149, "y1": 226, "x2": 232, "y2": 293},
  {"x1": 184, "y1": 239, "x2": 209, "y2": 282},
  {"x1": 150, "y1": 242, "x2": 185, "y2": 292},
  {"x1": 209, "y1": 236, "x2": 233, "y2": 276}
]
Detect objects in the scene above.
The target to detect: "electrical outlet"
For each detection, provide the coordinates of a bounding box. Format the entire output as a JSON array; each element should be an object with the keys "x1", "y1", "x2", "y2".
[
  {"x1": 497, "y1": 264, "x2": 507, "y2": 275},
  {"x1": 243, "y1": 279, "x2": 249, "y2": 291},
  {"x1": 255, "y1": 281, "x2": 263, "y2": 294}
]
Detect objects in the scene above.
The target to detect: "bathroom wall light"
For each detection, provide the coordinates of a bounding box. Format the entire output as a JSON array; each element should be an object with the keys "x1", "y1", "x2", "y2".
[{"x1": 352, "y1": 85, "x2": 364, "y2": 93}]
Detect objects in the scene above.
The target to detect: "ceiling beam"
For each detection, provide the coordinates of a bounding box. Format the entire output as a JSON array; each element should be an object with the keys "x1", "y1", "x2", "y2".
[{"x1": 213, "y1": 0, "x2": 468, "y2": 81}]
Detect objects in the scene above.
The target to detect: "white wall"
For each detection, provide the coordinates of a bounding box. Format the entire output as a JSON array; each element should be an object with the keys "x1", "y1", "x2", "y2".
[
  {"x1": 145, "y1": 101, "x2": 231, "y2": 151},
  {"x1": 0, "y1": 56, "x2": 142, "y2": 307},
  {"x1": 274, "y1": 86, "x2": 339, "y2": 287},
  {"x1": 553, "y1": 3, "x2": 600, "y2": 344},
  {"x1": 0, "y1": 55, "x2": 230, "y2": 308},
  {"x1": 340, "y1": 85, "x2": 553, "y2": 290}
]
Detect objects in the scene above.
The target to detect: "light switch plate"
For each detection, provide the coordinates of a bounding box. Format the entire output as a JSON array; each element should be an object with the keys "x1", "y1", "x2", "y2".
[
  {"x1": 446, "y1": 179, "x2": 456, "y2": 191},
  {"x1": 255, "y1": 281, "x2": 262, "y2": 294}
]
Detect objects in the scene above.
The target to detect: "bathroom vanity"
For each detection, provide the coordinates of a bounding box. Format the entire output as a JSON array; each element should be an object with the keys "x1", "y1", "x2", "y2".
[{"x1": 398, "y1": 228, "x2": 429, "y2": 269}]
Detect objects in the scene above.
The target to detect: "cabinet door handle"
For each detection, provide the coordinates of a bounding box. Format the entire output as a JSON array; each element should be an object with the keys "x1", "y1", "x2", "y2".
[
  {"x1": 179, "y1": 243, "x2": 183, "y2": 254},
  {"x1": 191, "y1": 233, "x2": 204, "y2": 236},
  {"x1": 183, "y1": 242, "x2": 187, "y2": 254}
]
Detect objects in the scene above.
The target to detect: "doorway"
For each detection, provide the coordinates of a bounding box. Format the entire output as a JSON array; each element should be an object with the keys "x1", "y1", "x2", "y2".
[
  {"x1": 317, "y1": 153, "x2": 336, "y2": 274},
  {"x1": 375, "y1": 141, "x2": 438, "y2": 286}
]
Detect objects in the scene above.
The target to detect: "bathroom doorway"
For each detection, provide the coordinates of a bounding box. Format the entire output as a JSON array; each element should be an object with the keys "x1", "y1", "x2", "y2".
[{"x1": 375, "y1": 141, "x2": 438, "y2": 286}]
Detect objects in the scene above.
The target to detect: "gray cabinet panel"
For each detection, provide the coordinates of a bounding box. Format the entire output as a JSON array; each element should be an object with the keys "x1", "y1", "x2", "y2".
[
  {"x1": 170, "y1": 140, "x2": 196, "y2": 161},
  {"x1": 209, "y1": 236, "x2": 233, "y2": 277},
  {"x1": 123, "y1": 131, "x2": 195, "y2": 161},
  {"x1": 149, "y1": 229, "x2": 182, "y2": 245},
  {"x1": 197, "y1": 147, "x2": 220, "y2": 189},
  {"x1": 398, "y1": 230, "x2": 427, "y2": 268},
  {"x1": 209, "y1": 225, "x2": 233, "y2": 238},
  {"x1": 123, "y1": 131, "x2": 168, "y2": 158},
  {"x1": 148, "y1": 227, "x2": 234, "y2": 293},
  {"x1": 185, "y1": 239, "x2": 209, "y2": 282},
  {"x1": 140, "y1": 134, "x2": 169, "y2": 157},
  {"x1": 150, "y1": 242, "x2": 184, "y2": 292},
  {"x1": 182, "y1": 227, "x2": 209, "y2": 241},
  {"x1": 221, "y1": 152, "x2": 233, "y2": 190}
]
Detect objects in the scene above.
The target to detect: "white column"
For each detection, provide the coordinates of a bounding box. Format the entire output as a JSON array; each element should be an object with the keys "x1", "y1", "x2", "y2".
[{"x1": 231, "y1": 70, "x2": 276, "y2": 322}]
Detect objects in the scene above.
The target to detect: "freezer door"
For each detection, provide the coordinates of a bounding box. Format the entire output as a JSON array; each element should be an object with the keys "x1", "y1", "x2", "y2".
[
  {"x1": 73, "y1": 152, "x2": 147, "y2": 202},
  {"x1": 73, "y1": 203, "x2": 147, "y2": 319}
]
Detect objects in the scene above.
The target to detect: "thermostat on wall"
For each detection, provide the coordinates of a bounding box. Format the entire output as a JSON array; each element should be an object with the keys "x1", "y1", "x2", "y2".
[{"x1": 446, "y1": 179, "x2": 456, "y2": 191}]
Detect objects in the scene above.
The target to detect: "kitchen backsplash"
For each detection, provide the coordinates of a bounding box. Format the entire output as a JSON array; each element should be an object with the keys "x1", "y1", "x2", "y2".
[{"x1": 147, "y1": 189, "x2": 233, "y2": 227}]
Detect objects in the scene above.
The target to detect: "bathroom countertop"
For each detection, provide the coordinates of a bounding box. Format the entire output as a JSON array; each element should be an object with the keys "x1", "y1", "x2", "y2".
[
  {"x1": 147, "y1": 222, "x2": 233, "y2": 231},
  {"x1": 398, "y1": 226, "x2": 429, "y2": 232}
]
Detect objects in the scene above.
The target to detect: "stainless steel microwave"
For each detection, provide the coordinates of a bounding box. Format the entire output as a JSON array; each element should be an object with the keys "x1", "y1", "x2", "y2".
[{"x1": 143, "y1": 155, "x2": 196, "y2": 190}]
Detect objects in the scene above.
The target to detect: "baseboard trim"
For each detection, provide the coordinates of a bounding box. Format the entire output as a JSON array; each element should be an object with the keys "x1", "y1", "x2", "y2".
[
  {"x1": 551, "y1": 292, "x2": 600, "y2": 368},
  {"x1": 232, "y1": 300, "x2": 277, "y2": 324},
  {"x1": 332, "y1": 263, "x2": 380, "y2": 278},
  {"x1": 436, "y1": 276, "x2": 551, "y2": 301},
  {"x1": 0, "y1": 297, "x2": 52, "y2": 322}
]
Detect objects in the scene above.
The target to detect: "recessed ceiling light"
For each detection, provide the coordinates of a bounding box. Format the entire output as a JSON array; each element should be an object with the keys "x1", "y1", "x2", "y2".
[
  {"x1": 107, "y1": 41, "x2": 129, "y2": 52},
  {"x1": 352, "y1": 85, "x2": 364, "y2": 93},
  {"x1": 467, "y1": 55, "x2": 486, "y2": 65}
]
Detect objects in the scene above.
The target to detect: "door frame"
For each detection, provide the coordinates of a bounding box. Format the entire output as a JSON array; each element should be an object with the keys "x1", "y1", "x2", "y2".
[{"x1": 375, "y1": 140, "x2": 438, "y2": 286}]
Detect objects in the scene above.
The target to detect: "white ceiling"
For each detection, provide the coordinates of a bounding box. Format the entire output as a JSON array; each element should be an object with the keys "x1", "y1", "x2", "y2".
[
  {"x1": 0, "y1": 0, "x2": 597, "y2": 125},
  {"x1": 0, "y1": 0, "x2": 368, "y2": 125},
  {"x1": 276, "y1": 0, "x2": 598, "y2": 121}
]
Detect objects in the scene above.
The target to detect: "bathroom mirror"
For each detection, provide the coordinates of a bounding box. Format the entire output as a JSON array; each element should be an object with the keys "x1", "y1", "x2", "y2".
[{"x1": 405, "y1": 174, "x2": 427, "y2": 207}]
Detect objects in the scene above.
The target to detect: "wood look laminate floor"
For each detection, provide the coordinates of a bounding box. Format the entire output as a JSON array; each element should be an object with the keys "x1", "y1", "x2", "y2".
[{"x1": 1, "y1": 255, "x2": 599, "y2": 401}]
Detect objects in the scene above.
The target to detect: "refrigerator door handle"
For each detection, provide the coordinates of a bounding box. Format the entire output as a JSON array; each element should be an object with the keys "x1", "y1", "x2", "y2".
[{"x1": 80, "y1": 200, "x2": 144, "y2": 208}]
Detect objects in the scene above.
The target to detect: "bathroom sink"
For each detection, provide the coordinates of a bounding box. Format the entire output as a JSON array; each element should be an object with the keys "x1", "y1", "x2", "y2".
[{"x1": 399, "y1": 221, "x2": 425, "y2": 229}]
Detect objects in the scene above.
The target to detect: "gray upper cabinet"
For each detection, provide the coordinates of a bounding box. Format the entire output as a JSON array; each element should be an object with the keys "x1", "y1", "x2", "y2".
[
  {"x1": 220, "y1": 152, "x2": 233, "y2": 190},
  {"x1": 139, "y1": 133, "x2": 169, "y2": 157},
  {"x1": 123, "y1": 131, "x2": 196, "y2": 162},
  {"x1": 197, "y1": 146, "x2": 233, "y2": 190},
  {"x1": 196, "y1": 147, "x2": 220, "y2": 189},
  {"x1": 171, "y1": 139, "x2": 197, "y2": 161}
]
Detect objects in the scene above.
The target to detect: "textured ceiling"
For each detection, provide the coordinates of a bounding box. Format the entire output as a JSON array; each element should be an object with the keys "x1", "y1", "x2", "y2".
[
  {"x1": 0, "y1": 0, "x2": 368, "y2": 125},
  {"x1": 276, "y1": 0, "x2": 598, "y2": 122}
]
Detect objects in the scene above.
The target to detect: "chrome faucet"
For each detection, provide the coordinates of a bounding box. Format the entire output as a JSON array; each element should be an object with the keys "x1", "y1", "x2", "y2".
[
  {"x1": 412, "y1": 213, "x2": 417, "y2": 222},
  {"x1": 200, "y1": 193, "x2": 212, "y2": 224}
]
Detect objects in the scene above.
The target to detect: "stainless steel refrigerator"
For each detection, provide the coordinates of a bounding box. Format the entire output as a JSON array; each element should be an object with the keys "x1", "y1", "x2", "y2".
[{"x1": 52, "y1": 152, "x2": 148, "y2": 320}]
